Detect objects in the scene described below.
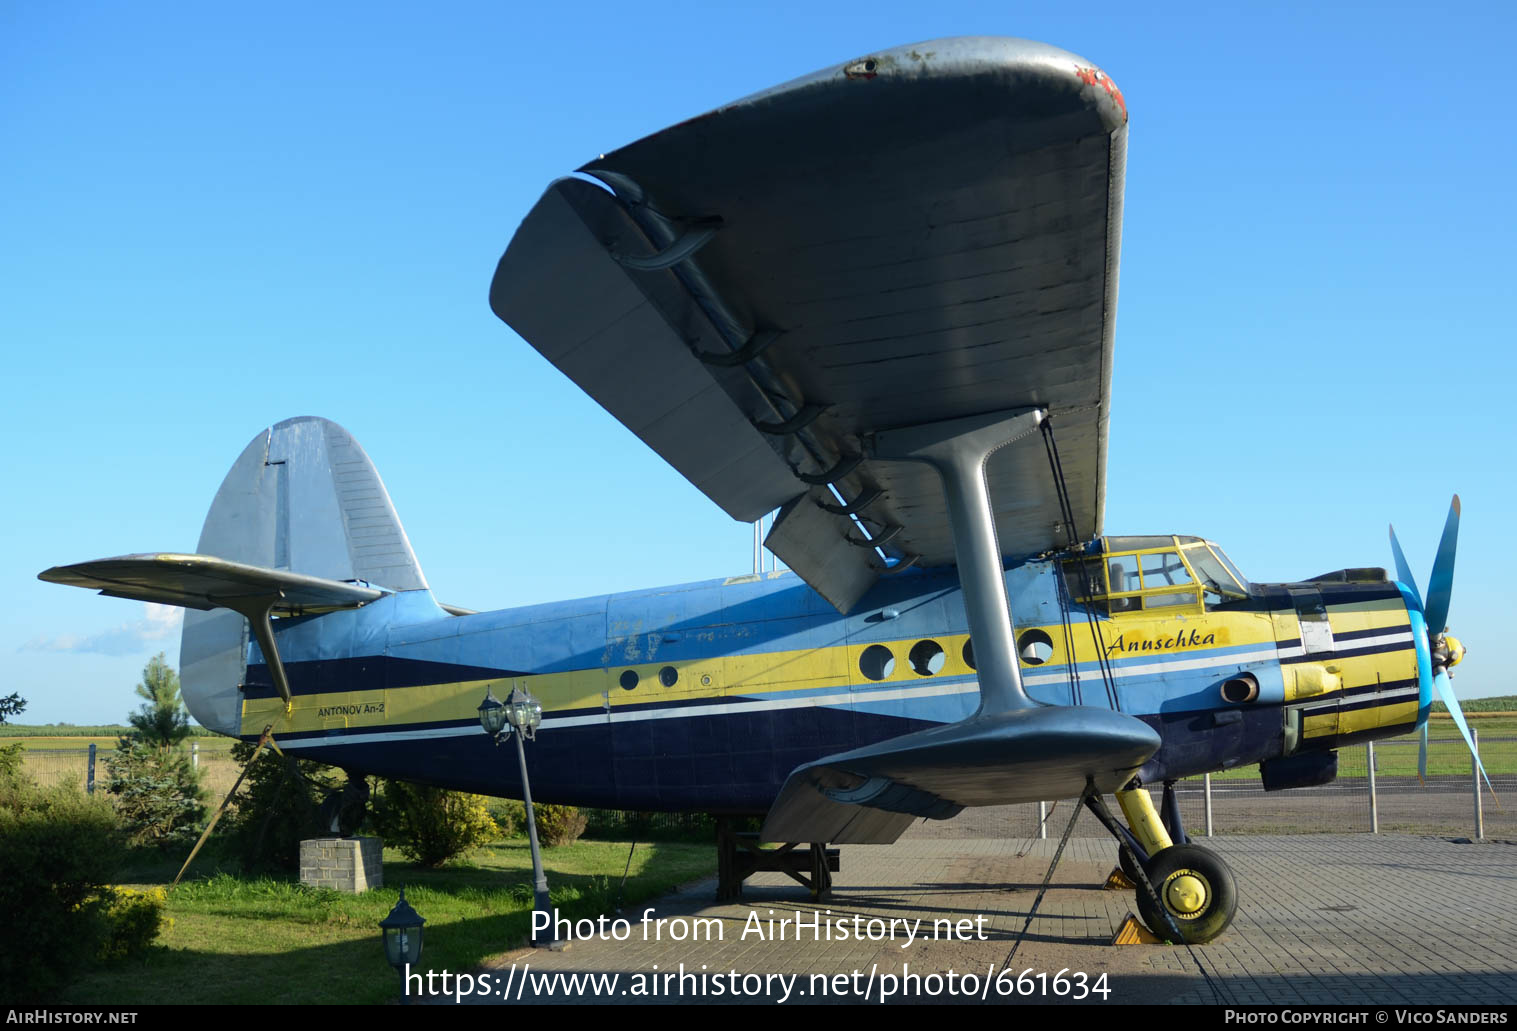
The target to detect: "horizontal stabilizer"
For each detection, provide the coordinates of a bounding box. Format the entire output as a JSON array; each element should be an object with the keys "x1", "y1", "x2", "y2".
[
  {"x1": 762, "y1": 706, "x2": 1159, "y2": 844},
  {"x1": 39, "y1": 553, "x2": 386, "y2": 614}
]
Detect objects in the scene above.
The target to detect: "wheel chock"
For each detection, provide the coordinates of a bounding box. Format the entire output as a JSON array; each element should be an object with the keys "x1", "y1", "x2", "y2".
[
  {"x1": 1112, "y1": 913, "x2": 1164, "y2": 945},
  {"x1": 1103, "y1": 866, "x2": 1136, "y2": 890}
]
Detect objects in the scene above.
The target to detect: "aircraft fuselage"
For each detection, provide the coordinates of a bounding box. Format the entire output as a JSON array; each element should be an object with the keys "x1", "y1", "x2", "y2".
[{"x1": 240, "y1": 549, "x2": 1429, "y2": 813}]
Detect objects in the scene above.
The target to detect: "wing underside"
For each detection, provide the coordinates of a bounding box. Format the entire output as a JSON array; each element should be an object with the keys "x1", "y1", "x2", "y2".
[{"x1": 491, "y1": 37, "x2": 1127, "y2": 612}]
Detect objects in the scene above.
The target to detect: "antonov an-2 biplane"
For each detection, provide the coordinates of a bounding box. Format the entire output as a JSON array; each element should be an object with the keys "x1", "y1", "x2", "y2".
[{"x1": 42, "y1": 37, "x2": 1488, "y2": 944}]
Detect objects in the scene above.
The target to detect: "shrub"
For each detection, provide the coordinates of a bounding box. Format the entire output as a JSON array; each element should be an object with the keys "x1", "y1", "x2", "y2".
[
  {"x1": 0, "y1": 777, "x2": 128, "y2": 1002},
  {"x1": 487, "y1": 800, "x2": 587, "y2": 846},
  {"x1": 104, "y1": 740, "x2": 206, "y2": 849},
  {"x1": 0, "y1": 742, "x2": 22, "y2": 779},
  {"x1": 223, "y1": 741, "x2": 344, "y2": 871},
  {"x1": 97, "y1": 886, "x2": 167, "y2": 962},
  {"x1": 373, "y1": 780, "x2": 500, "y2": 866},
  {"x1": 532, "y1": 804, "x2": 587, "y2": 847}
]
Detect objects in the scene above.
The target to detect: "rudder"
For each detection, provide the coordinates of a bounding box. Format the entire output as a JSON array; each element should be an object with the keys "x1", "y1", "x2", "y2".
[{"x1": 181, "y1": 417, "x2": 427, "y2": 735}]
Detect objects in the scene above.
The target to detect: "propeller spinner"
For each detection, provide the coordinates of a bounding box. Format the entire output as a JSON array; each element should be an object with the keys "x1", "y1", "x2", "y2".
[{"x1": 1389, "y1": 495, "x2": 1491, "y2": 793}]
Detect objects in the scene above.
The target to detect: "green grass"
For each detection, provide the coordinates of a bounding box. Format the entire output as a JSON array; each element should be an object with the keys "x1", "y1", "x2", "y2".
[{"x1": 61, "y1": 839, "x2": 715, "y2": 1005}]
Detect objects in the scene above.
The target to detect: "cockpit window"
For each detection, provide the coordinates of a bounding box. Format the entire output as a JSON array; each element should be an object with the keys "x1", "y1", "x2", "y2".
[
  {"x1": 1062, "y1": 536, "x2": 1249, "y2": 616},
  {"x1": 1207, "y1": 544, "x2": 1250, "y2": 593},
  {"x1": 1182, "y1": 542, "x2": 1249, "y2": 602}
]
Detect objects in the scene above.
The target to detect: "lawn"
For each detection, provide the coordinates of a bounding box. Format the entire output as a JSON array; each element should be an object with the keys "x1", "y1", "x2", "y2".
[{"x1": 61, "y1": 839, "x2": 716, "y2": 1005}]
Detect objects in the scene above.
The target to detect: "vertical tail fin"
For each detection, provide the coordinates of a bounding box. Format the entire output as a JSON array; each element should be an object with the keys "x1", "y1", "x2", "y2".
[{"x1": 181, "y1": 417, "x2": 426, "y2": 734}]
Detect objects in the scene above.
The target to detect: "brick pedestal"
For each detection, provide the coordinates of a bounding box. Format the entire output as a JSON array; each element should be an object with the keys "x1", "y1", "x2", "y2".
[{"x1": 300, "y1": 837, "x2": 383, "y2": 892}]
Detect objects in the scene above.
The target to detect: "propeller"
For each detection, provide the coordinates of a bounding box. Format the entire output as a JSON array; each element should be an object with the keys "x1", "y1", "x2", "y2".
[{"x1": 1389, "y1": 495, "x2": 1493, "y2": 795}]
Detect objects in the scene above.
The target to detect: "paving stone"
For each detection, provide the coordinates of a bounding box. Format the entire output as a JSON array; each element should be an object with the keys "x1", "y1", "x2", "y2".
[{"x1": 449, "y1": 833, "x2": 1515, "y2": 1005}]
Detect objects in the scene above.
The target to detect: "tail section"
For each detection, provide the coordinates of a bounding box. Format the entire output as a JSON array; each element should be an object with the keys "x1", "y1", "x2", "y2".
[{"x1": 180, "y1": 417, "x2": 427, "y2": 734}]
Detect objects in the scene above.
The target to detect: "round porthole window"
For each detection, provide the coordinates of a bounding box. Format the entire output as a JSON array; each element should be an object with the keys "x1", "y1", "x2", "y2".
[
  {"x1": 1017, "y1": 628, "x2": 1054, "y2": 665},
  {"x1": 962, "y1": 639, "x2": 976, "y2": 671},
  {"x1": 658, "y1": 665, "x2": 678, "y2": 688},
  {"x1": 908, "y1": 639, "x2": 945, "y2": 676},
  {"x1": 619, "y1": 669, "x2": 639, "y2": 691},
  {"x1": 858, "y1": 644, "x2": 896, "y2": 682}
]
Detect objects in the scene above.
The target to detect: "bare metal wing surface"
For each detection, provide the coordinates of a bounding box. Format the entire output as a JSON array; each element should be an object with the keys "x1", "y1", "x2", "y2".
[{"x1": 491, "y1": 37, "x2": 1127, "y2": 613}]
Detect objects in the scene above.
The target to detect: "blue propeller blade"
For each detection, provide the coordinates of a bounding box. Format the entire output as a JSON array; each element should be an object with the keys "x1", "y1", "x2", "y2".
[
  {"x1": 1417, "y1": 723, "x2": 1428, "y2": 782},
  {"x1": 1432, "y1": 669, "x2": 1495, "y2": 796},
  {"x1": 1423, "y1": 495, "x2": 1460, "y2": 635},
  {"x1": 1388, "y1": 525, "x2": 1422, "y2": 607}
]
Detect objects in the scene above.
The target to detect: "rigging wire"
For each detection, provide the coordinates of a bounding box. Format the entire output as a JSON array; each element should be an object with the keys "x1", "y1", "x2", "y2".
[{"x1": 1041, "y1": 419, "x2": 1121, "y2": 711}]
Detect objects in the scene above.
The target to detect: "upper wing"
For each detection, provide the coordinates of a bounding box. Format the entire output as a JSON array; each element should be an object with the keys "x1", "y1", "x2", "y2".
[{"x1": 491, "y1": 37, "x2": 1127, "y2": 612}]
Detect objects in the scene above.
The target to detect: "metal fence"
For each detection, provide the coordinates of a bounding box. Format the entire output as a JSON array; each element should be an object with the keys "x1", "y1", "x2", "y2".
[
  {"x1": 905, "y1": 730, "x2": 1514, "y2": 842},
  {"x1": 22, "y1": 745, "x2": 243, "y2": 802},
  {"x1": 21, "y1": 730, "x2": 1512, "y2": 843}
]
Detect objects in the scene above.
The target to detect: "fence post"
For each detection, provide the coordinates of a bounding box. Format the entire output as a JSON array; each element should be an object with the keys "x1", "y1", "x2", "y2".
[
  {"x1": 1366, "y1": 741, "x2": 1378, "y2": 834},
  {"x1": 192, "y1": 740, "x2": 199, "y2": 770},
  {"x1": 1038, "y1": 800, "x2": 1048, "y2": 840},
  {"x1": 87, "y1": 743, "x2": 96, "y2": 795},
  {"x1": 1203, "y1": 773, "x2": 1213, "y2": 837},
  {"x1": 1472, "y1": 727, "x2": 1484, "y2": 841}
]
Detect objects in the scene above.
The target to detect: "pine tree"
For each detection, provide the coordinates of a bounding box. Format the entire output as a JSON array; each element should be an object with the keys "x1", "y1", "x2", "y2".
[
  {"x1": 126, "y1": 654, "x2": 189, "y2": 748},
  {"x1": 109, "y1": 656, "x2": 204, "y2": 848}
]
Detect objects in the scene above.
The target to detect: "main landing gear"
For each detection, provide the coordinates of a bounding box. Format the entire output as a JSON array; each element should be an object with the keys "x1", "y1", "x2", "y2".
[{"x1": 1087, "y1": 781, "x2": 1237, "y2": 944}]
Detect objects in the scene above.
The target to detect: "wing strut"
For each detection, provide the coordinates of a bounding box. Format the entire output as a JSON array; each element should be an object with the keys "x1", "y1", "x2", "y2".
[{"x1": 873, "y1": 407, "x2": 1046, "y2": 713}]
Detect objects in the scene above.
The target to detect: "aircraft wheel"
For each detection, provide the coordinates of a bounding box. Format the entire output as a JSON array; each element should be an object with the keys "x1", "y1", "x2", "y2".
[
  {"x1": 1118, "y1": 845, "x2": 1142, "y2": 883},
  {"x1": 1134, "y1": 843, "x2": 1237, "y2": 944}
]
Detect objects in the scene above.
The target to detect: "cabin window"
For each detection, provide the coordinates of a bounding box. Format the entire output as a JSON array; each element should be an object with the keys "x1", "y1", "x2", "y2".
[
  {"x1": 859, "y1": 644, "x2": 895, "y2": 682},
  {"x1": 908, "y1": 640, "x2": 945, "y2": 676}
]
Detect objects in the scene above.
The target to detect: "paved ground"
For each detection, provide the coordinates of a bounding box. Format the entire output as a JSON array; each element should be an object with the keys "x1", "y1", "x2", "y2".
[{"x1": 458, "y1": 826, "x2": 1516, "y2": 1006}]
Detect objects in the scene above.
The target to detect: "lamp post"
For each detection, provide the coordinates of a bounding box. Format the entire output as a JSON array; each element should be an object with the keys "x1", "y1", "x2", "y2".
[
  {"x1": 379, "y1": 887, "x2": 425, "y2": 1003},
  {"x1": 479, "y1": 682, "x2": 558, "y2": 949}
]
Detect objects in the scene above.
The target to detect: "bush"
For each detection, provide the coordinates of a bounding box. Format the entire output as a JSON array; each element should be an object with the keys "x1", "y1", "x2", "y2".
[
  {"x1": 0, "y1": 742, "x2": 22, "y2": 779},
  {"x1": 492, "y1": 800, "x2": 588, "y2": 847},
  {"x1": 533, "y1": 804, "x2": 587, "y2": 847},
  {"x1": 0, "y1": 775, "x2": 129, "y2": 1002},
  {"x1": 104, "y1": 740, "x2": 206, "y2": 849},
  {"x1": 223, "y1": 741, "x2": 344, "y2": 871},
  {"x1": 373, "y1": 780, "x2": 500, "y2": 866},
  {"x1": 98, "y1": 886, "x2": 167, "y2": 963}
]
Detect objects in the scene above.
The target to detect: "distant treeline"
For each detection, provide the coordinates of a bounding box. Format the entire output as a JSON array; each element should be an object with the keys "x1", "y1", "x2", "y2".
[
  {"x1": 1431, "y1": 695, "x2": 1515, "y2": 714},
  {"x1": 0, "y1": 724, "x2": 220, "y2": 737}
]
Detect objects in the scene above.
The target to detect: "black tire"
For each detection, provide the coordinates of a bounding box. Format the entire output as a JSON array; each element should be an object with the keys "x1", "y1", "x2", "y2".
[
  {"x1": 1118, "y1": 844, "x2": 1142, "y2": 883},
  {"x1": 1134, "y1": 843, "x2": 1238, "y2": 944}
]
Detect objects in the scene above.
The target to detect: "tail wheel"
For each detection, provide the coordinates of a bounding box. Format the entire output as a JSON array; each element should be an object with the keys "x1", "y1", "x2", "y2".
[{"x1": 1135, "y1": 843, "x2": 1238, "y2": 944}]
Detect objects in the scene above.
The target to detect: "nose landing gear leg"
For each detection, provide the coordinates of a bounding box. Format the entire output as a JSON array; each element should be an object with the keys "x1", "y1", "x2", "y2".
[{"x1": 1088, "y1": 787, "x2": 1238, "y2": 944}]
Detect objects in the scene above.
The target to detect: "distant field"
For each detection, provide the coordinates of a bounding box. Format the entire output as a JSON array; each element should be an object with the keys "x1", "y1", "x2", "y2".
[
  {"x1": 1432, "y1": 694, "x2": 1516, "y2": 714},
  {"x1": 0, "y1": 724, "x2": 225, "y2": 738},
  {"x1": 7, "y1": 735, "x2": 237, "y2": 753}
]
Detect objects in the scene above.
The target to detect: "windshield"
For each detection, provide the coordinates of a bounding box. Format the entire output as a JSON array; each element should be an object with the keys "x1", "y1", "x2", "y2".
[{"x1": 1181, "y1": 540, "x2": 1250, "y2": 598}]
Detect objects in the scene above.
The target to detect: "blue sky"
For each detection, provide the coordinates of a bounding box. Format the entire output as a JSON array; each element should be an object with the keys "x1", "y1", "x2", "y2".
[{"x1": 4, "y1": 1, "x2": 1512, "y2": 725}]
